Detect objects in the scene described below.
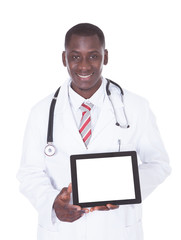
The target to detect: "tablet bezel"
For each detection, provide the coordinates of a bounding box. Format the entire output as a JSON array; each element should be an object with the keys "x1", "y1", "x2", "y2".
[{"x1": 70, "y1": 151, "x2": 141, "y2": 207}]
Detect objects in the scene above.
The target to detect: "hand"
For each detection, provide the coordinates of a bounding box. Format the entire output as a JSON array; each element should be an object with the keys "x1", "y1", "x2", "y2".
[
  {"x1": 53, "y1": 183, "x2": 89, "y2": 222},
  {"x1": 90, "y1": 204, "x2": 119, "y2": 212}
]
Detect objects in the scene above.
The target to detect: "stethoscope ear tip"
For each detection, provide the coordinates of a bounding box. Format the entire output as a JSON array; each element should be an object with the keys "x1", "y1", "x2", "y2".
[{"x1": 115, "y1": 122, "x2": 130, "y2": 128}]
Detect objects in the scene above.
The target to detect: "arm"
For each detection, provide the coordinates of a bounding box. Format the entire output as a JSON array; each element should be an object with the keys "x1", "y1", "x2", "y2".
[
  {"x1": 17, "y1": 108, "x2": 60, "y2": 230},
  {"x1": 17, "y1": 106, "x2": 89, "y2": 228},
  {"x1": 137, "y1": 101, "x2": 171, "y2": 200}
]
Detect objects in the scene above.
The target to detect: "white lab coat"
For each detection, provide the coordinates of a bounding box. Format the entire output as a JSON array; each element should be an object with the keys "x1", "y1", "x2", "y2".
[{"x1": 17, "y1": 78, "x2": 171, "y2": 240}]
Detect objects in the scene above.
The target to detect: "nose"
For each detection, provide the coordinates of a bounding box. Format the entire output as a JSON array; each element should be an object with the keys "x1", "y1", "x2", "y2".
[{"x1": 78, "y1": 58, "x2": 91, "y2": 72}]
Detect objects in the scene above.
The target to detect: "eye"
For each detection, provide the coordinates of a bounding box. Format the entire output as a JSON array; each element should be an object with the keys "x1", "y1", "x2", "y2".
[
  {"x1": 90, "y1": 54, "x2": 98, "y2": 60},
  {"x1": 72, "y1": 55, "x2": 80, "y2": 61}
]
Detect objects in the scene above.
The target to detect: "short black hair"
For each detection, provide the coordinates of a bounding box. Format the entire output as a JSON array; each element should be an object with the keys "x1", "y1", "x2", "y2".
[{"x1": 65, "y1": 23, "x2": 105, "y2": 48}]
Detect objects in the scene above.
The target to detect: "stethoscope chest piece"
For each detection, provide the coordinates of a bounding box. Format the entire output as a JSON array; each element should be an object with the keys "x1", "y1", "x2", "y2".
[{"x1": 44, "y1": 143, "x2": 56, "y2": 156}]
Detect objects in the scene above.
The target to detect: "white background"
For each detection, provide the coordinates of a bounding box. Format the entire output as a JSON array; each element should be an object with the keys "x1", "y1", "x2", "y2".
[{"x1": 0, "y1": 0, "x2": 180, "y2": 239}]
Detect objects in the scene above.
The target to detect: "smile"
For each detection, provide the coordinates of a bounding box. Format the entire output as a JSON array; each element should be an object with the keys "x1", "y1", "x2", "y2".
[{"x1": 77, "y1": 73, "x2": 94, "y2": 79}]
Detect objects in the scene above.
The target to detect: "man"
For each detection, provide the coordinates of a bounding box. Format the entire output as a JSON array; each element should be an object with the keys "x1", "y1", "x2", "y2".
[{"x1": 17, "y1": 23, "x2": 171, "y2": 240}]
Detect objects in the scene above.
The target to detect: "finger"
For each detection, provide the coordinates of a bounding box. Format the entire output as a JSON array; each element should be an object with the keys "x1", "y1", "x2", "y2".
[
  {"x1": 68, "y1": 211, "x2": 84, "y2": 222},
  {"x1": 82, "y1": 208, "x2": 89, "y2": 213},
  {"x1": 71, "y1": 204, "x2": 82, "y2": 211},
  {"x1": 67, "y1": 183, "x2": 72, "y2": 194},
  {"x1": 106, "y1": 204, "x2": 119, "y2": 210},
  {"x1": 66, "y1": 208, "x2": 85, "y2": 222},
  {"x1": 59, "y1": 187, "x2": 71, "y2": 202},
  {"x1": 90, "y1": 206, "x2": 109, "y2": 212},
  {"x1": 70, "y1": 204, "x2": 89, "y2": 213},
  {"x1": 59, "y1": 210, "x2": 83, "y2": 223},
  {"x1": 70, "y1": 206, "x2": 89, "y2": 214},
  {"x1": 60, "y1": 187, "x2": 68, "y2": 195},
  {"x1": 56, "y1": 204, "x2": 86, "y2": 223},
  {"x1": 69, "y1": 206, "x2": 86, "y2": 215}
]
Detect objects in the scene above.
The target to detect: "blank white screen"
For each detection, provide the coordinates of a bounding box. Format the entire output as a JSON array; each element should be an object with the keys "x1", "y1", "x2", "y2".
[{"x1": 76, "y1": 156, "x2": 135, "y2": 203}]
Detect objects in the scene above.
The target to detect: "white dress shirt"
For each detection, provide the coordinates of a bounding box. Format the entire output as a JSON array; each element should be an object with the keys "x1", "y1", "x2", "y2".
[{"x1": 68, "y1": 78, "x2": 105, "y2": 131}]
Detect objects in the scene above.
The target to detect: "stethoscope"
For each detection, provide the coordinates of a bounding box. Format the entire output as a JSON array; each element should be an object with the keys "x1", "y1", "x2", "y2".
[{"x1": 44, "y1": 79, "x2": 130, "y2": 156}]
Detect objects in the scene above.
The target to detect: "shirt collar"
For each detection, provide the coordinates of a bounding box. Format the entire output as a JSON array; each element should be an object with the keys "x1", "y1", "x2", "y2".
[{"x1": 68, "y1": 78, "x2": 106, "y2": 111}]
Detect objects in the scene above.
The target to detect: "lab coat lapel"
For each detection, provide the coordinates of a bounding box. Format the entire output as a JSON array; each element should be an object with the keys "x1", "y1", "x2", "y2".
[
  {"x1": 91, "y1": 95, "x2": 115, "y2": 142},
  {"x1": 55, "y1": 80, "x2": 85, "y2": 147}
]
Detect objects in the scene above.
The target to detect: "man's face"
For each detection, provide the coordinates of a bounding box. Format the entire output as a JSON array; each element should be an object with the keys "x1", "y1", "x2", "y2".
[{"x1": 62, "y1": 34, "x2": 108, "y2": 98}]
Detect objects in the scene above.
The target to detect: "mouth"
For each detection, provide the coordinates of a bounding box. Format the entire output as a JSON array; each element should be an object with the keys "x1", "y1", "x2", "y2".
[{"x1": 76, "y1": 73, "x2": 94, "y2": 79}]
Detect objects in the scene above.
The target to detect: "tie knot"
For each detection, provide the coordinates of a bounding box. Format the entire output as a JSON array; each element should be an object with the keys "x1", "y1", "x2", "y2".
[{"x1": 80, "y1": 102, "x2": 93, "y2": 112}]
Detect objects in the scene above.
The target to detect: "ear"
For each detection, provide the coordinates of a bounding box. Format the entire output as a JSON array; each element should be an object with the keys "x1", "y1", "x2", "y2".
[
  {"x1": 62, "y1": 51, "x2": 67, "y2": 67},
  {"x1": 103, "y1": 49, "x2": 108, "y2": 65}
]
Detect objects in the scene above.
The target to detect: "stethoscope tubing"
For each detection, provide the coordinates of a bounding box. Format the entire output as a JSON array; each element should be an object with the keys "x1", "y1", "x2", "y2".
[
  {"x1": 106, "y1": 79, "x2": 124, "y2": 96},
  {"x1": 45, "y1": 79, "x2": 129, "y2": 156},
  {"x1": 47, "y1": 87, "x2": 60, "y2": 143}
]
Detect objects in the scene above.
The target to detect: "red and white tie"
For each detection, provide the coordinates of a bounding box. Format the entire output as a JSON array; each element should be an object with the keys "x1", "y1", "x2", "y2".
[{"x1": 79, "y1": 102, "x2": 93, "y2": 147}]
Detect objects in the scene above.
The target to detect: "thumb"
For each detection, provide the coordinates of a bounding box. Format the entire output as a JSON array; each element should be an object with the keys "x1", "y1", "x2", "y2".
[
  {"x1": 67, "y1": 183, "x2": 72, "y2": 194},
  {"x1": 59, "y1": 186, "x2": 71, "y2": 202}
]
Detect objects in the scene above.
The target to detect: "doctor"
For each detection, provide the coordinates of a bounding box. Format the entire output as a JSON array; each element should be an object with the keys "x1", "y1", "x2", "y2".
[{"x1": 17, "y1": 23, "x2": 171, "y2": 240}]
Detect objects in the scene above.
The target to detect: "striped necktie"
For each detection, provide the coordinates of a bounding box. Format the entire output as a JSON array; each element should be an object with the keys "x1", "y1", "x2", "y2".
[{"x1": 79, "y1": 102, "x2": 93, "y2": 147}]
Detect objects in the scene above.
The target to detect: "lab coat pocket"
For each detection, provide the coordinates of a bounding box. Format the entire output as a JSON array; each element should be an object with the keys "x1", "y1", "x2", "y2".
[{"x1": 119, "y1": 143, "x2": 136, "y2": 152}]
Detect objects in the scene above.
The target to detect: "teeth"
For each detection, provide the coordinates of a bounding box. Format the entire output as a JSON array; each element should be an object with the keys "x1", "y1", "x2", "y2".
[{"x1": 77, "y1": 73, "x2": 93, "y2": 78}]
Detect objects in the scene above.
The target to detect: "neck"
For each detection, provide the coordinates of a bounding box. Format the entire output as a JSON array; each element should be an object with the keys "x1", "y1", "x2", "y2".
[{"x1": 71, "y1": 79, "x2": 102, "y2": 99}]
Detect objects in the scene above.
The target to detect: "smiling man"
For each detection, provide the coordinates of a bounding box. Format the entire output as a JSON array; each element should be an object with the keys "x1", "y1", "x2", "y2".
[
  {"x1": 62, "y1": 26, "x2": 108, "y2": 99},
  {"x1": 17, "y1": 23, "x2": 171, "y2": 240}
]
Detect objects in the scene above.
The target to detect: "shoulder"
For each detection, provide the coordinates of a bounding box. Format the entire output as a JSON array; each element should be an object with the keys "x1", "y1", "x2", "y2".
[
  {"x1": 30, "y1": 93, "x2": 54, "y2": 117},
  {"x1": 108, "y1": 80, "x2": 149, "y2": 109},
  {"x1": 123, "y1": 89, "x2": 149, "y2": 107},
  {"x1": 31, "y1": 80, "x2": 69, "y2": 113},
  {"x1": 28, "y1": 80, "x2": 69, "y2": 122},
  {"x1": 24, "y1": 94, "x2": 54, "y2": 130}
]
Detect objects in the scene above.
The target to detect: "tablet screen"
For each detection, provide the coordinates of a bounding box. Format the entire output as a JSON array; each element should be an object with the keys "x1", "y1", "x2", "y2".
[{"x1": 70, "y1": 151, "x2": 141, "y2": 207}]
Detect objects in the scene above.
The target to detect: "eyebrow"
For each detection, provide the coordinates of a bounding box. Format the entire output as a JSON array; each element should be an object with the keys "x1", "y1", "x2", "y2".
[
  {"x1": 70, "y1": 50, "x2": 100, "y2": 54},
  {"x1": 70, "y1": 50, "x2": 80, "y2": 54}
]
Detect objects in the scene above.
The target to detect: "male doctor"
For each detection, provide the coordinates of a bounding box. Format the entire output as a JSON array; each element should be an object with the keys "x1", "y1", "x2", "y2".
[{"x1": 17, "y1": 23, "x2": 171, "y2": 240}]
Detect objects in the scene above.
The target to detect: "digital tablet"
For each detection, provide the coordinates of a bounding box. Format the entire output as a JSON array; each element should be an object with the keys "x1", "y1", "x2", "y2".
[{"x1": 70, "y1": 151, "x2": 141, "y2": 207}]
